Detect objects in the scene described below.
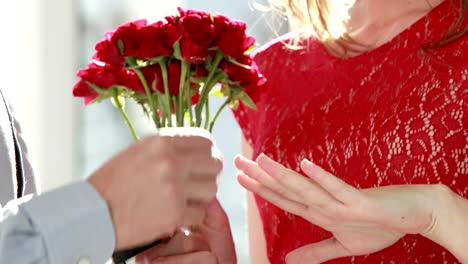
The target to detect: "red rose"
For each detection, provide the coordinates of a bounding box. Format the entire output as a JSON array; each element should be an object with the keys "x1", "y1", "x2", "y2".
[
  {"x1": 161, "y1": 18, "x2": 183, "y2": 46},
  {"x1": 72, "y1": 80, "x2": 99, "y2": 105},
  {"x1": 93, "y1": 36, "x2": 124, "y2": 66},
  {"x1": 131, "y1": 21, "x2": 174, "y2": 59},
  {"x1": 73, "y1": 63, "x2": 121, "y2": 104},
  {"x1": 77, "y1": 63, "x2": 123, "y2": 89},
  {"x1": 179, "y1": 37, "x2": 209, "y2": 64},
  {"x1": 140, "y1": 64, "x2": 164, "y2": 93},
  {"x1": 121, "y1": 70, "x2": 146, "y2": 94},
  {"x1": 167, "y1": 60, "x2": 182, "y2": 95},
  {"x1": 221, "y1": 56, "x2": 266, "y2": 102},
  {"x1": 191, "y1": 90, "x2": 200, "y2": 105},
  {"x1": 73, "y1": 62, "x2": 147, "y2": 104},
  {"x1": 214, "y1": 15, "x2": 256, "y2": 58},
  {"x1": 244, "y1": 71, "x2": 266, "y2": 102},
  {"x1": 165, "y1": 15, "x2": 177, "y2": 24},
  {"x1": 140, "y1": 60, "x2": 181, "y2": 95},
  {"x1": 110, "y1": 19, "x2": 148, "y2": 57},
  {"x1": 178, "y1": 8, "x2": 214, "y2": 48},
  {"x1": 192, "y1": 65, "x2": 209, "y2": 78},
  {"x1": 161, "y1": 14, "x2": 206, "y2": 64}
]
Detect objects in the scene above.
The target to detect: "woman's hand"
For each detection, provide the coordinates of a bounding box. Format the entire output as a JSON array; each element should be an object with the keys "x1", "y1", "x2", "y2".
[
  {"x1": 135, "y1": 199, "x2": 237, "y2": 264},
  {"x1": 234, "y1": 154, "x2": 448, "y2": 263}
]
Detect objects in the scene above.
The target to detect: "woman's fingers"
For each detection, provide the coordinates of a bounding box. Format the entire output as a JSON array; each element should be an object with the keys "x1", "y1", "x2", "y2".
[
  {"x1": 256, "y1": 154, "x2": 342, "y2": 209},
  {"x1": 285, "y1": 237, "x2": 350, "y2": 264},
  {"x1": 237, "y1": 171, "x2": 309, "y2": 217},
  {"x1": 235, "y1": 154, "x2": 364, "y2": 223},
  {"x1": 234, "y1": 155, "x2": 304, "y2": 203},
  {"x1": 301, "y1": 159, "x2": 362, "y2": 204}
]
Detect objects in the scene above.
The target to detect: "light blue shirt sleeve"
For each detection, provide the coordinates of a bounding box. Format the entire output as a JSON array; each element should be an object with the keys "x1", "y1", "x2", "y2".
[{"x1": 0, "y1": 182, "x2": 116, "y2": 264}]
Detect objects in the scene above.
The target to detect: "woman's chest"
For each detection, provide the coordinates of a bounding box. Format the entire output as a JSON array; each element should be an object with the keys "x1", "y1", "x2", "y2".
[{"x1": 255, "y1": 52, "x2": 467, "y2": 190}]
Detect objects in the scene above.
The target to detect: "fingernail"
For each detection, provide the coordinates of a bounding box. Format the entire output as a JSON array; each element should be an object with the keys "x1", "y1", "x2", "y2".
[
  {"x1": 155, "y1": 257, "x2": 166, "y2": 263},
  {"x1": 301, "y1": 159, "x2": 314, "y2": 167},
  {"x1": 142, "y1": 256, "x2": 150, "y2": 264},
  {"x1": 257, "y1": 153, "x2": 272, "y2": 163},
  {"x1": 234, "y1": 154, "x2": 245, "y2": 161}
]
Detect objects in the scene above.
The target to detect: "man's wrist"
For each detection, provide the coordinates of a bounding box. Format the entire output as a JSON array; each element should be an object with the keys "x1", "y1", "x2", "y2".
[{"x1": 22, "y1": 182, "x2": 116, "y2": 263}]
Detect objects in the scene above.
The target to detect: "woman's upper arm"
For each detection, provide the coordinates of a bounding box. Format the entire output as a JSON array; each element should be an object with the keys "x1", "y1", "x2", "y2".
[{"x1": 241, "y1": 136, "x2": 270, "y2": 264}]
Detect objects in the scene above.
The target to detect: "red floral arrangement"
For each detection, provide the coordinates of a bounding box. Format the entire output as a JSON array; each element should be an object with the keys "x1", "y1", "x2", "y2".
[{"x1": 73, "y1": 7, "x2": 266, "y2": 138}]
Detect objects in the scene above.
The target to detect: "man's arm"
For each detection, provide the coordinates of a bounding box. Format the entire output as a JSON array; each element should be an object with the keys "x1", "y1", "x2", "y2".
[
  {"x1": 0, "y1": 182, "x2": 115, "y2": 264},
  {"x1": 0, "y1": 128, "x2": 223, "y2": 264}
]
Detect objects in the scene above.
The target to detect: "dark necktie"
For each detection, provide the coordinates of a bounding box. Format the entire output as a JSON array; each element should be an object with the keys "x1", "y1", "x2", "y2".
[{"x1": 0, "y1": 88, "x2": 25, "y2": 198}]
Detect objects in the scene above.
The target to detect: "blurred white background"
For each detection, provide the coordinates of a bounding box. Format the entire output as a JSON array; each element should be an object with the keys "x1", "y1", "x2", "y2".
[{"x1": 0, "y1": 0, "x2": 285, "y2": 262}]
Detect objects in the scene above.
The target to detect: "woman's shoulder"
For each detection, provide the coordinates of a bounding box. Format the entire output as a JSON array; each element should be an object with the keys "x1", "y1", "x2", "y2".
[{"x1": 252, "y1": 32, "x2": 327, "y2": 69}]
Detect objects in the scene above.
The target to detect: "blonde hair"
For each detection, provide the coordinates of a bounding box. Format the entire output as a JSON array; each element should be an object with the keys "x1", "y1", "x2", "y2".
[{"x1": 268, "y1": 0, "x2": 467, "y2": 54}]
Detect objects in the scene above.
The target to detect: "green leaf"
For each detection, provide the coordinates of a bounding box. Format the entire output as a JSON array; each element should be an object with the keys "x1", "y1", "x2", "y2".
[
  {"x1": 87, "y1": 82, "x2": 108, "y2": 94},
  {"x1": 209, "y1": 85, "x2": 228, "y2": 98},
  {"x1": 173, "y1": 40, "x2": 183, "y2": 61},
  {"x1": 238, "y1": 91, "x2": 257, "y2": 110},
  {"x1": 191, "y1": 76, "x2": 208, "y2": 84},
  {"x1": 111, "y1": 95, "x2": 125, "y2": 109},
  {"x1": 229, "y1": 99, "x2": 240, "y2": 110},
  {"x1": 118, "y1": 40, "x2": 125, "y2": 55},
  {"x1": 136, "y1": 59, "x2": 148, "y2": 67},
  {"x1": 210, "y1": 89, "x2": 225, "y2": 98},
  {"x1": 114, "y1": 85, "x2": 131, "y2": 95},
  {"x1": 151, "y1": 79, "x2": 157, "y2": 92},
  {"x1": 184, "y1": 111, "x2": 192, "y2": 122},
  {"x1": 227, "y1": 56, "x2": 251, "y2": 70},
  {"x1": 225, "y1": 85, "x2": 242, "y2": 96},
  {"x1": 88, "y1": 93, "x2": 110, "y2": 104},
  {"x1": 86, "y1": 82, "x2": 122, "y2": 103},
  {"x1": 244, "y1": 43, "x2": 257, "y2": 55},
  {"x1": 147, "y1": 56, "x2": 165, "y2": 65},
  {"x1": 131, "y1": 92, "x2": 148, "y2": 102}
]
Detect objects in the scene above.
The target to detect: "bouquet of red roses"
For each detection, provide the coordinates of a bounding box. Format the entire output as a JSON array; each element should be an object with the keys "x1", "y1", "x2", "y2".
[{"x1": 73, "y1": 7, "x2": 266, "y2": 138}]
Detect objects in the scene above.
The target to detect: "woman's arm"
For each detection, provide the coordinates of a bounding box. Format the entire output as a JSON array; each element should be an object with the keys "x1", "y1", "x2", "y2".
[
  {"x1": 422, "y1": 186, "x2": 468, "y2": 263},
  {"x1": 234, "y1": 153, "x2": 468, "y2": 263},
  {"x1": 241, "y1": 137, "x2": 270, "y2": 264}
]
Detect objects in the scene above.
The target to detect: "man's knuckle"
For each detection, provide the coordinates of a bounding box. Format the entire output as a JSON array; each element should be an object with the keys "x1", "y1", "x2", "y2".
[
  {"x1": 208, "y1": 183, "x2": 218, "y2": 197},
  {"x1": 158, "y1": 156, "x2": 180, "y2": 173}
]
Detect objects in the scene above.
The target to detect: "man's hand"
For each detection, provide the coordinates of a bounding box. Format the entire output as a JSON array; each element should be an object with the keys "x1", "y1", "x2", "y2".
[
  {"x1": 87, "y1": 128, "x2": 223, "y2": 250},
  {"x1": 135, "y1": 199, "x2": 237, "y2": 264}
]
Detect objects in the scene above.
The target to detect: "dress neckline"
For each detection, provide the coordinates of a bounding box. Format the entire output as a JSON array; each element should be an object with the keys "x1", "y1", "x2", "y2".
[{"x1": 319, "y1": 0, "x2": 451, "y2": 62}]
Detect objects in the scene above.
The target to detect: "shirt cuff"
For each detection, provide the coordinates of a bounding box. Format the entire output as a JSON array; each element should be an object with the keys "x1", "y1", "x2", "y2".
[{"x1": 21, "y1": 182, "x2": 116, "y2": 264}]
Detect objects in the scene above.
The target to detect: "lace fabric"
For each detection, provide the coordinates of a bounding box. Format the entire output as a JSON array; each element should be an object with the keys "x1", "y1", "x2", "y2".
[{"x1": 232, "y1": 1, "x2": 468, "y2": 263}]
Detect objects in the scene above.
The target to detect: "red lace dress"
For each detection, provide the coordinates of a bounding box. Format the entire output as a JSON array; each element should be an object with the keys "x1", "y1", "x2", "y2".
[{"x1": 233, "y1": 1, "x2": 467, "y2": 263}]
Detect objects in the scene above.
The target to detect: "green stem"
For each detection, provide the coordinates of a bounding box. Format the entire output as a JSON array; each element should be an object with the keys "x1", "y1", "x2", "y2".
[
  {"x1": 187, "y1": 86, "x2": 195, "y2": 127},
  {"x1": 194, "y1": 73, "x2": 224, "y2": 127},
  {"x1": 132, "y1": 67, "x2": 161, "y2": 129},
  {"x1": 159, "y1": 60, "x2": 173, "y2": 127},
  {"x1": 172, "y1": 96, "x2": 180, "y2": 126},
  {"x1": 112, "y1": 95, "x2": 139, "y2": 141},
  {"x1": 155, "y1": 92, "x2": 167, "y2": 127},
  {"x1": 178, "y1": 62, "x2": 189, "y2": 127},
  {"x1": 204, "y1": 97, "x2": 210, "y2": 129},
  {"x1": 208, "y1": 95, "x2": 232, "y2": 132},
  {"x1": 195, "y1": 51, "x2": 223, "y2": 126}
]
